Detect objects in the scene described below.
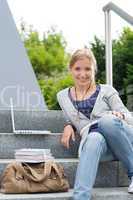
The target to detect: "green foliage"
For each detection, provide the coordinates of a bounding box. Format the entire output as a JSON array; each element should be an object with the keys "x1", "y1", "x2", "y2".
[
  {"x1": 113, "y1": 27, "x2": 133, "y2": 89},
  {"x1": 125, "y1": 64, "x2": 133, "y2": 85},
  {"x1": 90, "y1": 28, "x2": 133, "y2": 91},
  {"x1": 90, "y1": 36, "x2": 106, "y2": 83},
  {"x1": 20, "y1": 23, "x2": 69, "y2": 77},
  {"x1": 24, "y1": 31, "x2": 46, "y2": 74},
  {"x1": 42, "y1": 28, "x2": 69, "y2": 75},
  {"x1": 38, "y1": 72, "x2": 74, "y2": 109},
  {"x1": 19, "y1": 22, "x2": 133, "y2": 108}
]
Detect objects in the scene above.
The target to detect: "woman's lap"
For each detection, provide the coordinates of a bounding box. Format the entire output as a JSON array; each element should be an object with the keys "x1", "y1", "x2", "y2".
[
  {"x1": 98, "y1": 115, "x2": 133, "y2": 161},
  {"x1": 79, "y1": 115, "x2": 133, "y2": 159}
]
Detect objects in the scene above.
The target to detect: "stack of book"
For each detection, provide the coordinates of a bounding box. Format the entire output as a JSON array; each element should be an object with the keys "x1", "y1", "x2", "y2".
[{"x1": 15, "y1": 149, "x2": 55, "y2": 163}]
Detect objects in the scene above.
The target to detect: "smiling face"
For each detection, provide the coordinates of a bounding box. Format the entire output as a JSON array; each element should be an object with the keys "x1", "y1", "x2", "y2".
[{"x1": 69, "y1": 56, "x2": 95, "y2": 87}]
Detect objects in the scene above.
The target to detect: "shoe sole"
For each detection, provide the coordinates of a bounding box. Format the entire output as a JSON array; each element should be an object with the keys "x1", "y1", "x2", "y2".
[{"x1": 128, "y1": 190, "x2": 133, "y2": 194}]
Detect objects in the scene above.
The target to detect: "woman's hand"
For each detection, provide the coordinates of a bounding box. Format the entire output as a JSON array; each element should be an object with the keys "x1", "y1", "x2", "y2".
[
  {"x1": 112, "y1": 111, "x2": 124, "y2": 120},
  {"x1": 60, "y1": 125, "x2": 75, "y2": 149}
]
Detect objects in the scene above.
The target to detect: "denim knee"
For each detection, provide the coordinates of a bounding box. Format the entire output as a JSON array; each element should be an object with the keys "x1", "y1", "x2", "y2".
[
  {"x1": 98, "y1": 114, "x2": 122, "y2": 132},
  {"x1": 84, "y1": 132, "x2": 106, "y2": 149}
]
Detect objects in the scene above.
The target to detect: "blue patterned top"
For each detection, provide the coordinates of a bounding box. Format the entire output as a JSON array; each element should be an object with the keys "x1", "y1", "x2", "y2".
[{"x1": 68, "y1": 84, "x2": 100, "y2": 133}]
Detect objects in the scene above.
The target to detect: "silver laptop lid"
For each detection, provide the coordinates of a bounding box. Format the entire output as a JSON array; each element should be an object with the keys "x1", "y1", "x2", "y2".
[{"x1": 10, "y1": 98, "x2": 16, "y2": 133}]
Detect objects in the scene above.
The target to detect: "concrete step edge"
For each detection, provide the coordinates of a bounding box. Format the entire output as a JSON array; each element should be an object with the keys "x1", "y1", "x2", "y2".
[
  {"x1": 0, "y1": 158, "x2": 79, "y2": 163},
  {"x1": 0, "y1": 189, "x2": 73, "y2": 199},
  {"x1": 0, "y1": 188, "x2": 132, "y2": 199},
  {"x1": 0, "y1": 133, "x2": 62, "y2": 135}
]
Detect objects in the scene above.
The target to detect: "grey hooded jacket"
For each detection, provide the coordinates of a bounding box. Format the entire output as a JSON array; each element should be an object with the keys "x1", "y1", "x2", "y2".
[{"x1": 57, "y1": 84, "x2": 133, "y2": 157}]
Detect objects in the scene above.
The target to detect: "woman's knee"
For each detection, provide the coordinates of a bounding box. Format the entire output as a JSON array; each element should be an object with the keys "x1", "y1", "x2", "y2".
[
  {"x1": 82, "y1": 132, "x2": 107, "y2": 153},
  {"x1": 98, "y1": 114, "x2": 121, "y2": 132},
  {"x1": 81, "y1": 132, "x2": 107, "y2": 156},
  {"x1": 87, "y1": 132, "x2": 106, "y2": 146}
]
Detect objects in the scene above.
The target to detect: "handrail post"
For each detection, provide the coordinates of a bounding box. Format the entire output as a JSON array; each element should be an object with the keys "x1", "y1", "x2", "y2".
[
  {"x1": 103, "y1": 2, "x2": 133, "y2": 86},
  {"x1": 105, "y1": 10, "x2": 112, "y2": 85}
]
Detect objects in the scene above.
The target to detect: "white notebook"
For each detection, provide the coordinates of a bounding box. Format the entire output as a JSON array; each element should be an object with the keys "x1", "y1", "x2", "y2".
[{"x1": 15, "y1": 148, "x2": 55, "y2": 163}]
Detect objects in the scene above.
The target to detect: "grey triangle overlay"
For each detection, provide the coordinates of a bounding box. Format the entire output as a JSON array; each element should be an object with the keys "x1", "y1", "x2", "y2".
[{"x1": 0, "y1": 0, "x2": 47, "y2": 110}]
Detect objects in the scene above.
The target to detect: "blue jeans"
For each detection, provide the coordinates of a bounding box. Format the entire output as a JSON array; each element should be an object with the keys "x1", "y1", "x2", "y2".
[{"x1": 73, "y1": 114, "x2": 133, "y2": 200}]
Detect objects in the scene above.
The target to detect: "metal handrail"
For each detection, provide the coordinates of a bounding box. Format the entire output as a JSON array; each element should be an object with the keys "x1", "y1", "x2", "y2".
[{"x1": 103, "y1": 2, "x2": 133, "y2": 85}]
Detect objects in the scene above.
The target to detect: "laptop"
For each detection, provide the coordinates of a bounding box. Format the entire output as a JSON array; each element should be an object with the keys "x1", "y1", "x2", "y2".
[{"x1": 10, "y1": 98, "x2": 51, "y2": 134}]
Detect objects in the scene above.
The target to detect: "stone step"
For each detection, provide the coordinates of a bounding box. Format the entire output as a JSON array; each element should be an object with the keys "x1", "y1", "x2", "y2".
[
  {"x1": 0, "y1": 159, "x2": 129, "y2": 188},
  {"x1": 0, "y1": 132, "x2": 127, "y2": 161},
  {"x1": 0, "y1": 187, "x2": 132, "y2": 200},
  {"x1": 0, "y1": 133, "x2": 80, "y2": 158},
  {"x1": 0, "y1": 110, "x2": 65, "y2": 133},
  {"x1": 0, "y1": 110, "x2": 132, "y2": 133}
]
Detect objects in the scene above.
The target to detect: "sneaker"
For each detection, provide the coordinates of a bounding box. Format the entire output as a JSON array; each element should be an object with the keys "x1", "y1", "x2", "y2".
[{"x1": 128, "y1": 176, "x2": 133, "y2": 193}]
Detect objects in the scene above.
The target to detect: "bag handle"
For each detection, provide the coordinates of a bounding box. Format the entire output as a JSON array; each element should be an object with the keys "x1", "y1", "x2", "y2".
[
  {"x1": 14, "y1": 161, "x2": 63, "y2": 183},
  {"x1": 51, "y1": 162, "x2": 64, "y2": 185}
]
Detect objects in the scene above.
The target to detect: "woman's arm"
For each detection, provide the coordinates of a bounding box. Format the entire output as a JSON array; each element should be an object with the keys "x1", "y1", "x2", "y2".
[
  {"x1": 62, "y1": 110, "x2": 77, "y2": 131},
  {"x1": 56, "y1": 92, "x2": 76, "y2": 148},
  {"x1": 107, "y1": 86, "x2": 133, "y2": 125},
  {"x1": 56, "y1": 92, "x2": 76, "y2": 130}
]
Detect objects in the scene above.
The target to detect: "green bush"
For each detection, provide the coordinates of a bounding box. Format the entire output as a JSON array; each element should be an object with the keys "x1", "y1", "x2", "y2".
[{"x1": 38, "y1": 72, "x2": 74, "y2": 109}]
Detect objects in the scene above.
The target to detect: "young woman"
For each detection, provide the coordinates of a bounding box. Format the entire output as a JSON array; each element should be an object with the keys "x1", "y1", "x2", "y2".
[{"x1": 57, "y1": 48, "x2": 133, "y2": 200}]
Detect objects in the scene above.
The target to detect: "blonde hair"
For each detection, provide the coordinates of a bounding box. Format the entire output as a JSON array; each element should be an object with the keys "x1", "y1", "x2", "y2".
[{"x1": 69, "y1": 48, "x2": 97, "y2": 74}]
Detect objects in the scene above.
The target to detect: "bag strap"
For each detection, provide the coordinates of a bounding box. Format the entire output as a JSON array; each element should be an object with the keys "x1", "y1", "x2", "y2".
[
  {"x1": 14, "y1": 161, "x2": 63, "y2": 183},
  {"x1": 51, "y1": 162, "x2": 63, "y2": 185}
]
